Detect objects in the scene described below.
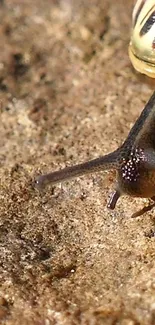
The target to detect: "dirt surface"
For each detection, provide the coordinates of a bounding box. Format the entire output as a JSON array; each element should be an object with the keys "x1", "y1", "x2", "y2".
[{"x1": 1, "y1": 0, "x2": 155, "y2": 324}]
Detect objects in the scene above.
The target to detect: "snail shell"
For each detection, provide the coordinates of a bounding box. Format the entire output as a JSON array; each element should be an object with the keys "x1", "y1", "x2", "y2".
[{"x1": 129, "y1": 0, "x2": 155, "y2": 78}]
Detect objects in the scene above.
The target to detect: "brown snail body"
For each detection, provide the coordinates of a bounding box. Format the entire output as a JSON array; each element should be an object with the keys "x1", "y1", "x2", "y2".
[
  {"x1": 35, "y1": 92, "x2": 155, "y2": 210},
  {"x1": 118, "y1": 159, "x2": 155, "y2": 198},
  {"x1": 35, "y1": 1, "x2": 155, "y2": 212}
]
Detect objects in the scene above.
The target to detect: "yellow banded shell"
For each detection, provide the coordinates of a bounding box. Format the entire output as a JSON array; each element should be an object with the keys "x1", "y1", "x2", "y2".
[{"x1": 129, "y1": 0, "x2": 155, "y2": 78}]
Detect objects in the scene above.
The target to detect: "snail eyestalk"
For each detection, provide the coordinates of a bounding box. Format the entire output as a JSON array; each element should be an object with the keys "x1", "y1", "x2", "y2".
[{"x1": 35, "y1": 151, "x2": 120, "y2": 190}]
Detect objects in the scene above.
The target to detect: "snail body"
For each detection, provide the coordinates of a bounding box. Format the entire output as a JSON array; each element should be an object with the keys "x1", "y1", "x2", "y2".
[
  {"x1": 35, "y1": 1, "x2": 155, "y2": 214},
  {"x1": 129, "y1": 0, "x2": 155, "y2": 77},
  {"x1": 35, "y1": 91, "x2": 155, "y2": 210}
]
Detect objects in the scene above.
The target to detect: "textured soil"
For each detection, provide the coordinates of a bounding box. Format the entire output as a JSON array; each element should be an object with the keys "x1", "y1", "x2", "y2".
[{"x1": 1, "y1": 0, "x2": 155, "y2": 324}]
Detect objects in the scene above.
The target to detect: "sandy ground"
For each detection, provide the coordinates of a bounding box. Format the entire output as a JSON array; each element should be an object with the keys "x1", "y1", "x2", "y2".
[{"x1": 1, "y1": 0, "x2": 155, "y2": 324}]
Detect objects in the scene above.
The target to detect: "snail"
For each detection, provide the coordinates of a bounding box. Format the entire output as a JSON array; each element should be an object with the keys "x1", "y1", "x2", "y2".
[
  {"x1": 129, "y1": 0, "x2": 155, "y2": 78},
  {"x1": 34, "y1": 1, "x2": 155, "y2": 214}
]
